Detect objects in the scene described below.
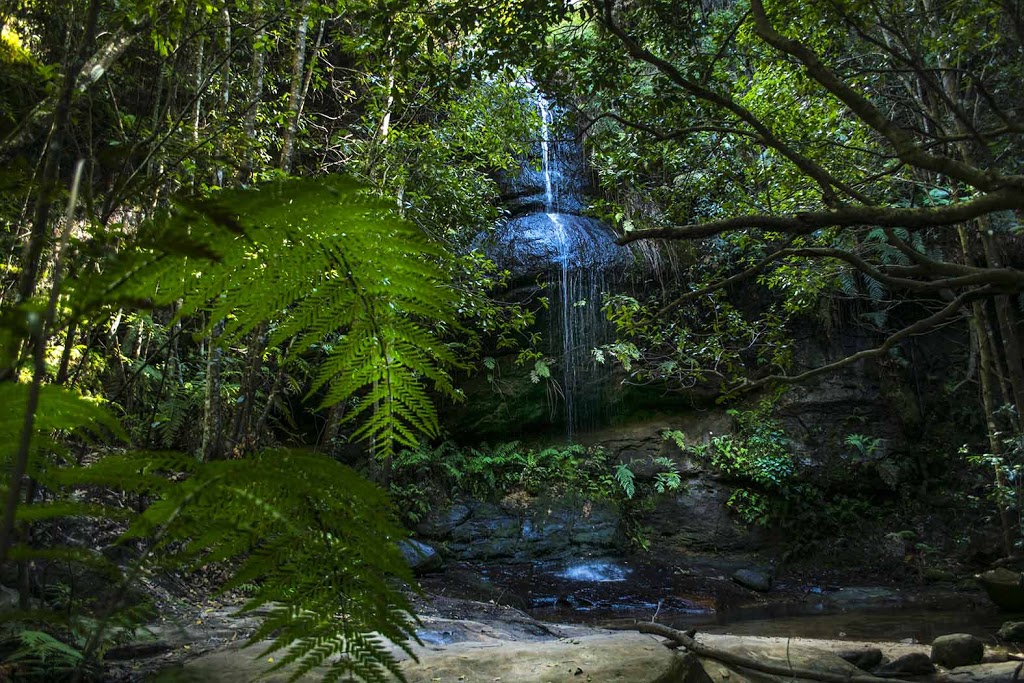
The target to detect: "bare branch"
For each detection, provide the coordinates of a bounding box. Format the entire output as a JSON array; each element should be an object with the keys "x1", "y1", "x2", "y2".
[
  {"x1": 732, "y1": 286, "x2": 992, "y2": 394},
  {"x1": 657, "y1": 239, "x2": 797, "y2": 316},
  {"x1": 580, "y1": 112, "x2": 761, "y2": 143}
]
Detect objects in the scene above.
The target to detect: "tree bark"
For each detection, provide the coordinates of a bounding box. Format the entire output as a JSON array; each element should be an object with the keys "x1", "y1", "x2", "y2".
[
  {"x1": 279, "y1": 1, "x2": 310, "y2": 174},
  {"x1": 201, "y1": 320, "x2": 225, "y2": 461}
]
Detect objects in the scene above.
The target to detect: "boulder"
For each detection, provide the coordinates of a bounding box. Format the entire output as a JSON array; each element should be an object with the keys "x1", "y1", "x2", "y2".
[
  {"x1": 977, "y1": 568, "x2": 1024, "y2": 610},
  {"x1": 931, "y1": 633, "x2": 984, "y2": 668},
  {"x1": 875, "y1": 652, "x2": 935, "y2": 675},
  {"x1": 997, "y1": 620, "x2": 1024, "y2": 641},
  {"x1": 836, "y1": 647, "x2": 883, "y2": 670},
  {"x1": 732, "y1": 568, "x2": 773, "y2": 592},
  {"x1": 398, "y1": 539, "x2": 443, "y2": 574}
]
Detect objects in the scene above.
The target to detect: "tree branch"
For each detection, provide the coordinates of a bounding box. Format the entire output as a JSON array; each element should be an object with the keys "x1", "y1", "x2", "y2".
[
  {"x1": 599, "y1": 0, "x2": 872, "y2": 207},
  {"x1": 749, "y1": 0, "x2": 1020, "y2": 193},
  {"x1": 0, "y1": 26, "x2": 144, "y2": 161},
  {"x1": 628, "y1": 622, "x2": 915, "y2": 683},
  {"x1": 617, "y1": 187, "x2": 1024, "y2": 242},
  {"x1": 657, "y1": 239, "x2": 797, "y2": 316},
  {"x1": 731, "y1": 286, "x2": 992, "y2": 394}
]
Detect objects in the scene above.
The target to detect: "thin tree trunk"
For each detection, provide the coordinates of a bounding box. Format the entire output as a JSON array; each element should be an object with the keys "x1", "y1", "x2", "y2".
[
  {"x1": 959, "y1": 225, "x2": 1015, "y2": 554},
  {"x1": 279, "y1": 1, "x2": 310, "y2": 174},
  {"x1": 240, "y1": 0, "x2": 266, "y2": 183},
  {"x1": 201, "y1": 320, "x2": 225, "y2": 461}
]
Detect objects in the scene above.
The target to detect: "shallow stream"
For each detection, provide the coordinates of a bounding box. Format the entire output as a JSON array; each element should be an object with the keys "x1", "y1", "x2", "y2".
[{"x1": 445, "y1": 557, "x2": 1014, "y2": 644}]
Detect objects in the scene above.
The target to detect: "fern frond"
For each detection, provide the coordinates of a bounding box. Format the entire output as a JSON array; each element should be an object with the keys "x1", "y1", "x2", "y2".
[
  {"x1": 103, "y1": 448, "x2": 421, "y2": 683},
  {"x1": 73, "y1": 176, "x2": 462, "y2": 459}
]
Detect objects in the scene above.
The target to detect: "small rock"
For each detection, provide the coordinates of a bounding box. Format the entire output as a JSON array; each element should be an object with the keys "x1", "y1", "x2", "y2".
[
  {"x1": 731, "y1": 568, "x2": 772, "y2": 592},
  {"x1": 997, "y1": 621, "x2": 1024, "y2": 641},
  {"x1": 836, "y1": 647, "x2": 882, "y2": 670},
  {"x1": 931, "y1": 633, "x2": 984, "y2": 668},
  {"x1": 398, "y1": 539, "x2": 443, "y2": 574},
  {"x1": 874, "y1": 652, "x2": 935, "y2": 676}
]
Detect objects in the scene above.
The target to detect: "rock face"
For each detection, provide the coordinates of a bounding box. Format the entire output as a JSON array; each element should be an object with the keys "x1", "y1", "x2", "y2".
[
  {"x1": 931, "y1": 633, "x2": 984, "y2": 668},
  {"x1": 416, "y1": 498, "x2": 623, "y2": 562},
  {"x1": 647, "y1": 478, "x2": 765, "y2": 552}
]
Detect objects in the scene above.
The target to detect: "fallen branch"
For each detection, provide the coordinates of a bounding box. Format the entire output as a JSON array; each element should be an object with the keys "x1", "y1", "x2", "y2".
[{"x1": 627, "y1": 622, "x2": 915, "y2": 683}]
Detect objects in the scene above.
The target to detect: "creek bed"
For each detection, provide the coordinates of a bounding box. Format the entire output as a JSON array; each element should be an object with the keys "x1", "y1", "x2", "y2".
[{"x1": 428, "y1": 556, "x2": 1013, "y2": 644}]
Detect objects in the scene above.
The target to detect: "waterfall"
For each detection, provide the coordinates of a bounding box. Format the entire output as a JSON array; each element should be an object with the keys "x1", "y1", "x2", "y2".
[
  {"x1": 481, "y1": 88, "x2": 630, "y2": 439},
  {"x1": 537, "y1": 94, "x2": 613, "y2": 440}
]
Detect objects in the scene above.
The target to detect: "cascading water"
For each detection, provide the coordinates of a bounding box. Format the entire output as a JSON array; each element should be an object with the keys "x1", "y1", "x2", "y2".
[{"x1": 482, "y1": 91, "x2": 629, "y2": 439}]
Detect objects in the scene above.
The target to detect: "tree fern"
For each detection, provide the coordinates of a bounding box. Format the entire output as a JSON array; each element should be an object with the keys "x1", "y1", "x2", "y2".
[{"x1": 73, "y1": 176, "x2": 461, "y2": 459}]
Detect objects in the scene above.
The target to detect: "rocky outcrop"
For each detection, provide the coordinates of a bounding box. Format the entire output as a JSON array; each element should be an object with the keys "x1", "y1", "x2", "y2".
[
  {"x1": 399, "y1": 539, "x2": 443, "y2": 574},
  {"x1": 416, "y1": 498, "x2": 624, "y2": 562}
]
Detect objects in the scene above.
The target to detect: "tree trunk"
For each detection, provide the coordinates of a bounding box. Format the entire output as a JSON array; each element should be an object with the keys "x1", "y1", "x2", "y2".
[
  {"x1": 201, "y1": 320, "x2": 225, "y2": 461},
  {"x1": 240, "y1": 0, "x2": 266, "y2": 184},
  {"x1": 279, "y1": 2, "x2": 310, "y2": 174}
]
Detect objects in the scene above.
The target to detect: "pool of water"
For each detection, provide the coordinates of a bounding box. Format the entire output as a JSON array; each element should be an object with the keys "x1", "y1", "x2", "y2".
[{"x1": 466, "y1": 557, "x2": 1011, "y2": 644}]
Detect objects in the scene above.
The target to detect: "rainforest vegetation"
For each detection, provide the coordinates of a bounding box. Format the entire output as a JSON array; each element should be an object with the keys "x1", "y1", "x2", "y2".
[{"x1": 0, "y1": 0, "x2": 1022, "y2": 679}]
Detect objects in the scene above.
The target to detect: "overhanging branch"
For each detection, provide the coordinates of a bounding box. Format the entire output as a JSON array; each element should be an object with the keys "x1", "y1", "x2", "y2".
[
  {"x1": 730, "y1": 286, "x2": 992, "y2": 394},
  {"x1": 617, "y1": 187, "x2": 1024, "y2": 242}
]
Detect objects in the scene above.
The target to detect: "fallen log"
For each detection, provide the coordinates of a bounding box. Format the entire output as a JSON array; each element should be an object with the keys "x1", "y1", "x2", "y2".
[{"x1": 623, "y1": 622, "x2": 916, "y2": 683}]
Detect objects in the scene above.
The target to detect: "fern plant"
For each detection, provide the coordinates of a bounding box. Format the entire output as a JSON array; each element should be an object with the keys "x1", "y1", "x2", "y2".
[
  {"x1": 73, "y1": 175, "x2": 461, "y2": 459},
  {"x1": 63, "y1": 448, "x2": 420, "y2": 683}
]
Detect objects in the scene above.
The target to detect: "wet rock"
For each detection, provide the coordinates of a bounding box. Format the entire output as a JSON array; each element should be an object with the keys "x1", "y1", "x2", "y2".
[
  {"x1": 977, "y1": 567, "x2": 1024, "y2": 610},
  {"x1": 931, "y1": 633, "x2": 984, "y2": 668},
  {"x1": 998, "y1": 621, "x2": 1024, "y2": 641},
  {"x1": 399, "y1": 539, "x2": 443, "y2": 574},
  {"x1": 731, "y1": 568, "x2": 772, "y2": 592},
  {"x1": 443, "y1": 499, "x2": 623, "y2": 562},
  {"x1": 875, "y1": 652, "x2": 935, "y2": 675},
  {"x1": 481, "y1": 212, "x2": 629, "y2": 283},
  {"x1": 836, "y1": 647, "x2": 883, "y2": 670},
  {"x1": 414, "y1": 503, "x2": 471, "y2": 539}
]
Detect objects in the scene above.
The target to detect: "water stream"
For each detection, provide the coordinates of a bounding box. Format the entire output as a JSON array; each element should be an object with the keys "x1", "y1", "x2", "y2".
[{"x1": 444, "y1": 557, "x2": 1008, "y2": 645}]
